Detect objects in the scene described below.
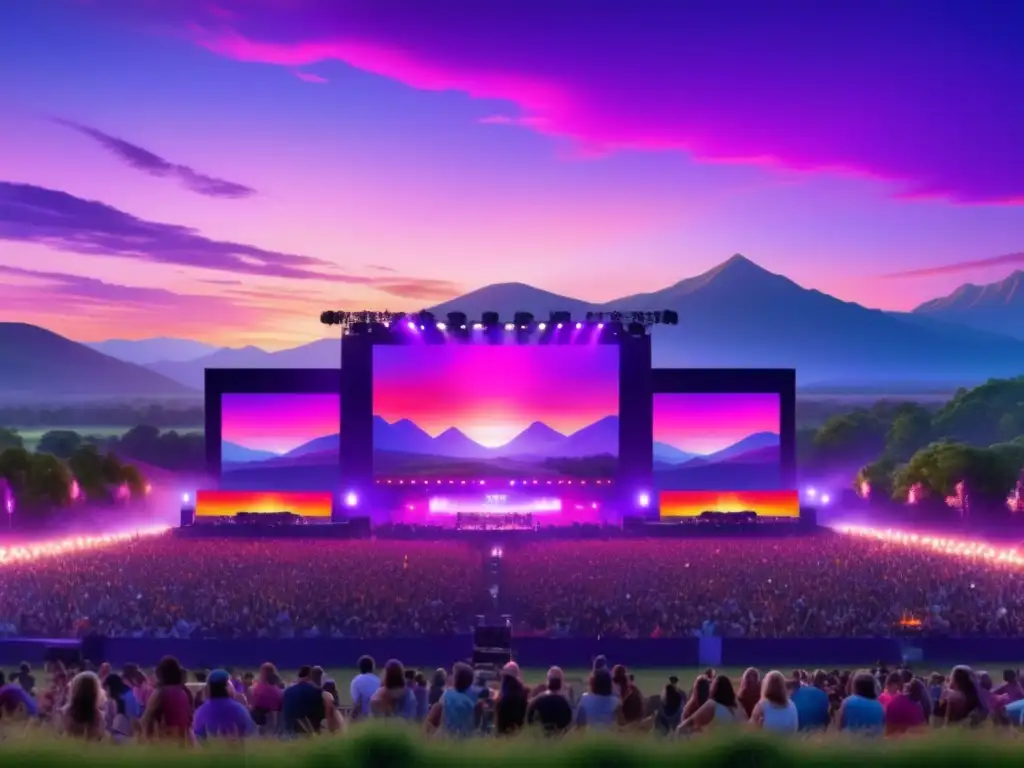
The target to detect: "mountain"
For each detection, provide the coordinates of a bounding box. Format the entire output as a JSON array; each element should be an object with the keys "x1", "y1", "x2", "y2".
[
  {"x1": 497, "y1": 421, "x2": 570, "y2": 456},
  {"x1": 432, "y1": 427, "x2": 493, "y2": 458},
  {"x1": 911, "y1": 271, "x2": 1024, "y2": 340},
  {"x1": 146, "y1": 339, "x2": 339, "y2": 388},
  {"x1": 560, "y1": 415, "x2": 619, "y2": 457},
  {"x1": 0, "y1": 323, "x2": 197, "y2": 402},
  {"x1": 702, "y1": 431, "x2": 779, "y2": 462},
  {"x1": 373, "y1": 416, "x2": 438, "y2": 454},
  {"x1": 87, "y1": 337, "x2": 220, "y2": 365},
  {"x1": 285, "y1": 433, "x2": 339, "y2": 457},
  {"x1": 429, "y1": 283, "x2": 595, "y2": 320},
  {"x1": 653, "y1": 442, "x2": 698, "y2": 464},
  {"x1": 221, "y1": 441, "x2": 279, "y2": 463}
]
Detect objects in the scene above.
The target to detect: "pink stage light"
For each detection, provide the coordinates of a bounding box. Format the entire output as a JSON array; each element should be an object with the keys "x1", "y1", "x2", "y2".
[
  {"x1": 838, "y1": 525, "x2": 1021, "y2": 565},
  {"x1": 0, "y1": 526, "x2": 171, "y2": 566}
]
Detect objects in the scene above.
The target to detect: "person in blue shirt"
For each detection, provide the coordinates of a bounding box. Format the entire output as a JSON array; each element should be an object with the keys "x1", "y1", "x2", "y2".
[
  {"x1": 838, "y1": 671, "x2": 885, "y2": 734},
  {"x1": 192, "y1": 670, "x2": 256, "y2": 742},
  {"x1": 791, "y1": 670, "x2": 831, "y2": 730},
  {"x1": 0, "y1": 670, "x2": 38, "y2": 718}
]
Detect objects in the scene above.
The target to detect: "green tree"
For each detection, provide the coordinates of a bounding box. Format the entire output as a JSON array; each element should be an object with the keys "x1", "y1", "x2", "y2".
[
  {"x1": 884, "y1": 406, "x2": 933, "y2": 461},
  {"x1": 68, "y1": 444, "x2": 110, "y2": 501},
  {"x1": 36, "y1": 430, "x2": 83, "y2": 459},
  {"x1": 893, "y1": 441, "x2": 1018, "y2": 506},
  {"x1": 0, "y1": 427, "x2": 23, "y2": 450},
  {"x1": 25, "y1": 452, "x2": 72, "y2": 508},
  {"x1": 119, "y1": 463, "x2": 147, "y2": 499},
  {"x1": 855, "y1": 458, "x2": 898, "y2": 502},
  {"x1": 811, "y1": 411, "x2": 888, "y2": 464},
  {"x1": 0, "y1": 446, "x2": 32, "y2": 494}
]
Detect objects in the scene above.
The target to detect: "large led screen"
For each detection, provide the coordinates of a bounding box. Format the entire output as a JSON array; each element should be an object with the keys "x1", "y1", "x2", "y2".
[
  {"x1": 220, "y1": 393, "x2": 340, "y2": 490},
  {"x1": 196, "y1": 490, "x2": 333, "y2": 518},
  {"x1": 373, "y1": 345, "x2": 619, "y2": 478},
  {"x1": 653, "y1": 393, "x2": 782, "y2": 490},
  {"x1": 660, "y1": 490, "x2": 799, "y2": 519}
]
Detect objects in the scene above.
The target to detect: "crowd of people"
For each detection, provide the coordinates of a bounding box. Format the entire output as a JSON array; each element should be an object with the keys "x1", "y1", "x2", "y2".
[
  {"x1": 1, "y1": 533, "x2": 1023, "y2": 638},
  {"x1": 2, "y1": 654, "x2": 1022, "y2": 743}
]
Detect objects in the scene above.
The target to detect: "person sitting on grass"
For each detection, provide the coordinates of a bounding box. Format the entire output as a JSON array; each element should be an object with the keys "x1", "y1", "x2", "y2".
[
  {"x1": 791, "y1": 670, "x2": 831, "y2": 731},
  {"x1": 349, "y1": 655, "x2": 379, "y2": 721},
  {"x1": 371, "y1": 659, "x2": 418, "y2": 722},
  {"x1": 526, "y1": 669, "x2": 574, "y2": 736},
  {"x1": 680, "y1": 674, "x2": 746, "y2": 732},
  {"x1": 575, "y1": 668, "x2": 621, "y2": 731},
  {"x1": 837, "y1": 670, "x2": 885, "y2": 735},
  {"x1": 192, "y1": 670, "x2": 256, "y2": 742},
  {"x1": 282, "y1": 666, "x2": 326, "y2": 736},
  {"x1": 140, "y1": 656, "x2": 193, "y2": 742},
  {"x1": 426, "y1": 662, "x2": 482, "y2": 739},
  {"x1": 103, "y1": 673, "x2": 141, "y2": 742},
  {"x1": 61, "y1": 671, "x2": 105, "y2": 741},
  {"x1": 750, "y1": 671, "x2": 798, "y2": 733},
  {"x1": 0, "y1": 669, "x2": 39, "y2": 720}
]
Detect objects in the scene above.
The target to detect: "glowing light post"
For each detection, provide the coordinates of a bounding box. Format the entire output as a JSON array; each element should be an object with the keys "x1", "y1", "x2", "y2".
[{"x1": 1, "y1": 478, "x2": 12, "y2": 530}]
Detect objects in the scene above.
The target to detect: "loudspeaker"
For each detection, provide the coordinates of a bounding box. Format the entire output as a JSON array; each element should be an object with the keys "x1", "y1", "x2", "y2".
[
  {"x1": 348, "y1": 516, "x2": 371, "y2": 537},
  {"x1": 180, "y1": 506, "x2": 195, "y2": 527}
]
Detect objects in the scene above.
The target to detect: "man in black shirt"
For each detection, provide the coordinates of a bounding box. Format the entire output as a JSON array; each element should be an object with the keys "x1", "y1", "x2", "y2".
[
  {"x1": 526, "y1": 674, "x2": 573, "y2": 734},
  {"x1": 282, "y1": 666, "x2": 326, "y2": 735}
]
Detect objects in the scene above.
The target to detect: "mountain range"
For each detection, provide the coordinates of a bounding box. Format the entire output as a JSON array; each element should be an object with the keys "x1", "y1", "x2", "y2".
[{"x1": 6, "y1": 255, "x2": 1024, "y2": 400}]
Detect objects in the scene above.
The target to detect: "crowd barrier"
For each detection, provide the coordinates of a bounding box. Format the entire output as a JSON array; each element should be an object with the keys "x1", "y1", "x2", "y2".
[{"x1": 2, "y1": 636, "x2": 1021, "y2": 671}]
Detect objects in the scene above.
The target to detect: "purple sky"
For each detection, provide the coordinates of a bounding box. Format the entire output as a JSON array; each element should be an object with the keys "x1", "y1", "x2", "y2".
[{"x1": 2, "y1": 1, "x2": 1023, "y2": 348}]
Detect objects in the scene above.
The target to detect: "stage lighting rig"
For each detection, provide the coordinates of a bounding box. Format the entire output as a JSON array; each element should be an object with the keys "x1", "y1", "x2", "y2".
[
  {"x1": 447, "y1": 311, "x2": 468, "y2": 329},
  {"x1": 482, "y1": 311, "x2": 500, "y2": 329},
  {"x1": 627, "y1": 321, "x2": 645, "y2": 336},
  {"x1": 549, "y1": 310, "x2": 572, "y2": 326},
  {"x1": 513, "y1": 311, "x2": 535, "y2": 329}
]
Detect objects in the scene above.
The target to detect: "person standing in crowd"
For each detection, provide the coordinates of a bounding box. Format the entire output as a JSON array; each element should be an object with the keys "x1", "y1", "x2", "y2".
[
  {"x1": 791, "y1": 670, "x2": 831, "y2": 731},
  {"x1": 494, "y1": 662, "x2": 528, "y2": 736},
  {"x1": 838, "y1": 670, "x2": 885, "y2": 734},
  {"x1": 371, "y1": 659, "x2": 417, "y2": 721},
  {"x1": 349, "y1": 656, "x2": 379, "y2": 721},
  {"x1": 140, "y1": 656, "x2": 193, "y2": 741},
  {"x1": 575, "y1": 668, "x2": 620, "y2": 731},
  {"x1": 680, "y1": 674, "x2": 746, "y2": 732},
  {"x1": 282, "y1": 666, "x2": 326, "y2": 735},
  {"x1": 192, "y1": 669, "x2": 256, "y2": 741},
  {"x1": 61, "y1": 671, "x2": 105, "y2": 741},
  {"x1": 0, "y1": 669, "x2": 39, "y2": 719},
  {"x1": 426, "y1": 663, "x2": 481, "y2": 738},
  {"x1": 526, "y1": 669, "x2": 574, "y2": 735},
  {"x1": 750, "y1": 671, "x2": 798, "y2": 733}
]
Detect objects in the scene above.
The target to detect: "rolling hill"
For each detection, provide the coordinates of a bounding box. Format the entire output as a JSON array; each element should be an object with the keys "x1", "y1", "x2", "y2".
[
  {"x1": 87, "y1": 337, "x2": 219, "y2": 365},
  {"x1": 0, "y1": 323, "x2": 197, "y2": 402}
]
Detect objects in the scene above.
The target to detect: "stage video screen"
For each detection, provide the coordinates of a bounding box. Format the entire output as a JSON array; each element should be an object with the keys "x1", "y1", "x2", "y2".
[
  {"x1": 660, "y1": 490, "x2": 799, "y2": 519},
  {"x1": 195, "y1": 490, "x2": 333, "y2": 518},
  {"x1": 220, "y1": 393, "x2": 340, "y2": 490},
  {"x1": 372, "y1": 345, "x2": 619, "y2": 479},
  {"x1": 653, "y1": 393, "x2": 782, "y2": 490}
]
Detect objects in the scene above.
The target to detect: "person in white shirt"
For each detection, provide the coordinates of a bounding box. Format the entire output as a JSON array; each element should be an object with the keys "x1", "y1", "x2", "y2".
[{"x1": 350, "y1": 656, "x2": 380, "y2": 719}]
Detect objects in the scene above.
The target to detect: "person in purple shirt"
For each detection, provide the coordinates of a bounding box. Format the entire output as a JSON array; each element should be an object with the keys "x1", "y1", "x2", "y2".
[
  {"x1": 192, "y1": 670, "x2": 255, "y2": 741},
  {"x1": 0, "y1": 670, "x2": 39, "y2": 718}
]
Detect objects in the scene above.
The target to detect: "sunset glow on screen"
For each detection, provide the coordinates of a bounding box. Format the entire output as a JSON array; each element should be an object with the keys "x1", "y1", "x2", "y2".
[
  {"x1": 652, "y1": 392, "x2": 783, "y2": 491},
  {"x1": 372, "y1": 344, "x2": 619, "y2": 478},
  {"x1": 195, "y1": 490, "x2": 333, "y2": 518},
  {"x1": 659, "y1": 490, "x2": 799, "y2": 518},
  {"x1": 221, "y1": 393, "x2": 339, "y2": 456}
]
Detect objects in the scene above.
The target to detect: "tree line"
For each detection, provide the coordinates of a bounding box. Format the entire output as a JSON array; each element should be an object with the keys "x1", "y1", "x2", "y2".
[
  {"x1": 798, "y1": 377, "x2": 1024, "y2": 513},
  {"x1": 0, "y1": 403, "x2": 203, "y2": 429}
]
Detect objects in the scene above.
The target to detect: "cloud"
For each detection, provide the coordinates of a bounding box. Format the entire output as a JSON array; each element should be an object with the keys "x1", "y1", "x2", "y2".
[
  {"x1": 884, "y1": 253, "x2": 1024, "y2": 280},
  {"x1": 365, "y1": 263, "x2": 397, "y2": 273},
  {"x1": 0, "y1": 181, "x2": 461, "y2": 299},
  {"x1": 53, "y1": 118, "x2": 256, "y2": 199},
  {"x1": 94, "y1": 0, "x2": 1024, "y2": 205},
  {"x1": 293, "y1": 71, "x2": 328, "y2": 83}
]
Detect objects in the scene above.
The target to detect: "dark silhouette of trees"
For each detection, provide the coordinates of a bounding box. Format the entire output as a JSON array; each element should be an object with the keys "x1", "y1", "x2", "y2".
[{"x1": 0, "y1": 427, "x2": 23, "y2": 450}]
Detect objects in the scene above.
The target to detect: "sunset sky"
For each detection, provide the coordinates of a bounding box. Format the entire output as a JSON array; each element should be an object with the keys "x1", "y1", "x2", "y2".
[
  {"x1": 373, "y1": 345, "x2": 619, "y2": 447},
  {"x1": 2, "y1": 2, "x2": 1024, "y2": 348},
  {"x1": 653, "y1": 393, "x2": 780, "y2": 455},
  {"x1": 195, "y1": 489, "x2": 333, "y2": 517},
  {"x1": 660, "y1": 490, "x2": 799, "y2": 518},
  {"x1": 220, "y1": 393, "x2": 339, "y2": 453}
]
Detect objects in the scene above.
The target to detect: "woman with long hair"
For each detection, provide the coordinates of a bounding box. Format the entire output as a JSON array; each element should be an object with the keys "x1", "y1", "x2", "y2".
[
  {"x1": 945, "y1": 665, "x2": 988, "y2": 727},
  {"x1": 495, "y1": 662, "x2": 528, "y2": 735},
  {"x1": 736, "y1": 668, "x2": 761, "y2": 718},
  {"x1": 61, "y1": 671, "x2": 105, "y2": 740},
  {"x1": 139, "y1": 656, "x2": 193, "y2": 741},
  {"x1": 611, "y1": 665, "x2": 645, "y2": 727},
  {"x1": 680, "y1": 675, "x2": 747, "y2": 732},
  {"x1": 653, "y1": 682, "x2": 684, "y2": 735},
  {"x1": 250, "y1": 661, "x2": 284, "y2": 732},
  {"x1": 750, "y1": 671, "x2": 798, "y2": 733},
  {"x1": 682, "y1": 675, "x2": 711, "y2": 721},
  {"x1": 575, "y1": 669, "x2": 621, "y2": 731},
  {"x1": 370, "y1": 659, "x2": 417, "y2": 721},
  {"x1": 103, "y1": 673, "x2": 141, "y2": 742}
]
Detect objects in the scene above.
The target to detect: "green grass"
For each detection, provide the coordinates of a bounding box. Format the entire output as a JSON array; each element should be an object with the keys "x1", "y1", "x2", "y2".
[
  {"x1": 0, "y1": 723, "x2": 1022, "y2": 765},
  {"x1": 11, "y1": 427, "x2": 202, "y2": 451}
]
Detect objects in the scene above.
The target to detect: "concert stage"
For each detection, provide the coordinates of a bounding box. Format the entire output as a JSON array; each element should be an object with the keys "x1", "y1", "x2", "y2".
[{"x1": 187, "y1": 313, "x2": 802, "y2": 534}]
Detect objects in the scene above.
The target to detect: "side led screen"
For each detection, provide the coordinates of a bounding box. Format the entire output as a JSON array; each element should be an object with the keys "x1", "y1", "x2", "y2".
[
  {"x1": 220, "y1": 393, "x2": 340, "y2": 490},
  {"x1": 659, "y1": 490, "x2": 799, "y2": 519},
  {"x1": 372, "y1": 345, "x2": 619, "y2": 479},
  {"x1": 195, "y1": 490, "x2": 333, "y2": 518},
  {"x1": 652, "y1": 393, "x2": 782, "y2": 490}
]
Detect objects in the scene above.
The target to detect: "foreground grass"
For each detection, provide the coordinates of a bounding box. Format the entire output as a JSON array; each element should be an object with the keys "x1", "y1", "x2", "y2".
[{"x1": 2, "y1": 725, "x2": 1024, "y2": 767}]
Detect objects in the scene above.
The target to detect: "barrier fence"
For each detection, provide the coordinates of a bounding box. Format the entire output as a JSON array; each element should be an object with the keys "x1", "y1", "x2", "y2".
[{"x1": 1, "y1": 636, "x2": 1020, "y2": 671}]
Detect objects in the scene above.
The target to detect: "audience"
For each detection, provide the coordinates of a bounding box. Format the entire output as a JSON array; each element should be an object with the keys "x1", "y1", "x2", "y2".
[
  {"x1": 838, "y1": 671, "x2": 885, "y2": 734},
  {"x1": 751, "y1": 671, "x2": 798, "y2": 733},
  {"x1": 192, "y1": 669, "x2": 256, "y2": 741},
  {"x1": 61, "y1": 671, "x2": 105, "y2": 740}
]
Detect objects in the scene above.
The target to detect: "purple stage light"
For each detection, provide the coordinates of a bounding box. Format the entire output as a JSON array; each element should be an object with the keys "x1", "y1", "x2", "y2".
[
  {"x1": 344, "y1": 491, "x2": 359, "y2": 508},
  {"x1": 598, "y1": 323, "x2": 604, "y2": 329},
  {"x1": 504, "y1": 323, "x2": 515, "y2": 331},
  {"x1": 556, "y1": 323, "x2": 564, "y2": 329},
  {"x1": 407, "y1": 321, "x2": 417, "y2": 331},
  {"x1": 473, "y1": 323, "x2": 483, "y2": 330},
  {"x1": 575, "y1": 322, "x2": 583, "y2": 329},
  {"x1": 637, "y1": 492, "x2": 651, "y2": 508}
]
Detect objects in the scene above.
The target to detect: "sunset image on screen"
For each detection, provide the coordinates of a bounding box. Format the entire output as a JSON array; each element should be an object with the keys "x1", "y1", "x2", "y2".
[
  {"x1": 195, "y1": 490, "x2": 333, "y2": 518},
  {"x1": 372, "y1": 345, "x2": 619, "y2": 478},
  {"x1": 220, "y1": 393, "x2": 340, "y2": 490},
  {"x1": 660, "y1": 490, "x2": 799, "y2": 519},
  {"x1": 653, "y1": 392, "x2": 782, "y2": 490}
]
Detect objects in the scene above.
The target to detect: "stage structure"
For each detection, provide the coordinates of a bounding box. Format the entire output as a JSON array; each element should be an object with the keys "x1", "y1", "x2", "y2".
[{"x1": 198, "y1": 310, "x2": 800, "y2": 529}]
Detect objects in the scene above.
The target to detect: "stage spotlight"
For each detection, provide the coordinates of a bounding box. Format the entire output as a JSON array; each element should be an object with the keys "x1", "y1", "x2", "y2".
[
  {"x1": 482, "y1": 311, "x2": 500, "y2": 328},
  {"x1": 538, "y1": 322, "x2": 547, "y2": 331},
  {"x1": 575, "y1": 322, "x2": 583, "y2": 330},
  {"x1": 556, "y1": 323, "x2": 563, "y2": 329},
  {"x1": 637, "y1": 492, "x2": 651, "y2": 508},
  {"x1": 821, "y1": 493, "x2": 831, "y2": 505},
  {"x1": 473, "y1": 322, "x2": 483, "y2": 330},
  {"x1": 407, "y1": 321, "x2": 417, "y2": 331},
  {"x1": 447, "y1": 311, "x2": 467, "y2": 328},
  {"x1": 504, "y1": 323, "x2": 515, "y2": 331},
  {"x1": 550, "y1": 310, "x2": 572, "y2": 325},
  {"x1": 513, "y1": 311, "x2": 535, "y2": 327},
  {"x1": 597, "y1": 323, "x2": 604, "y2": 329},
  {"x1": 181, "y1": 493, "x2": 191, "y2": 504},
  {"x1": 805, "y1": 487, "x2": 817, "y2": 499},
  {"x1": 417, "y1": 310, "x2": 436, "y2": 326},
  {"x1": 344, "y1": 491, "x2": 359, "y2": 508},
  {"x1": 436, "y1": 322, "x2": 447, "y2": 331}
]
